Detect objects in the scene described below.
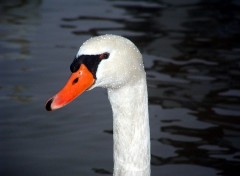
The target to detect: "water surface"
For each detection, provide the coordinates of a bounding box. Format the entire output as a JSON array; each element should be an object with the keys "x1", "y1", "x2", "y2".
[{"x1": 0, "y1": 0, "x2": 240, "y2": 175}]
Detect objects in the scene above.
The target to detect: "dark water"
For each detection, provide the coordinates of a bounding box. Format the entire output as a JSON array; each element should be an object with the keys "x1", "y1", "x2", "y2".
[{"x1": 1, "y1": 0, "x2": 240, "y2": 175}]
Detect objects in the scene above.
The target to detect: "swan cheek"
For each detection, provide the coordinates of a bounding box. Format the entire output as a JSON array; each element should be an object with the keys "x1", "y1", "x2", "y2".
[{"x1": 46, "y1": 64, "x2": 95, "y2": 111}]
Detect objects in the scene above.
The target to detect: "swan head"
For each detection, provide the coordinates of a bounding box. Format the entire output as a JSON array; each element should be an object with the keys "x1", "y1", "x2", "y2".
[{"x1": 46, "y1": 34, "x2": 144, "y2": 111}]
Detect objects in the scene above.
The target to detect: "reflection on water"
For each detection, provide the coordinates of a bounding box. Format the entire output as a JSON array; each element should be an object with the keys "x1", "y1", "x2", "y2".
[{"x1": 0, "y1": 0, "x2": 240, "y2": 176}]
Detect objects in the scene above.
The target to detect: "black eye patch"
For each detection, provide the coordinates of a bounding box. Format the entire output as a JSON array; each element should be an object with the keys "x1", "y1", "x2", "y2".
[
  {"x1": 70, "y1": 52, "x2": 109, "y2": 79},
  {"x1": 99, "y1": 52, "x2": 109, "y2": 60}
]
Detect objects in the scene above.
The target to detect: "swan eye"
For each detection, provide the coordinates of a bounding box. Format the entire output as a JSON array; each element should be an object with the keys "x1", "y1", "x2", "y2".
[{"x1": 99, "y1": 52, "x2": 109, "y2": 60}]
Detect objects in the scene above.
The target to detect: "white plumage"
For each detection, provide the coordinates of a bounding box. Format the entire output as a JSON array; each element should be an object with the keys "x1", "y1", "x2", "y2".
[
  {"x1": 47, "y1": 34, "x2": 151, "y2": 176},
  {"x1": 82, "y1": 35, "x2": 151, "y2": 176}
]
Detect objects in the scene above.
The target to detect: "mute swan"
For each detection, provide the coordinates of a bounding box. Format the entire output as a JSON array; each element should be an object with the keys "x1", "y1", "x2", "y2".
[{"x1": 46, "y1": 34, "x2": 150, "y2": 176}]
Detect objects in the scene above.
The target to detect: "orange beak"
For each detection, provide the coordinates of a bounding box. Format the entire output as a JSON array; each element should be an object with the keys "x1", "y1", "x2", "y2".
[{"x1": 46, "y1": 64, "x2": 95, "y2": 111}]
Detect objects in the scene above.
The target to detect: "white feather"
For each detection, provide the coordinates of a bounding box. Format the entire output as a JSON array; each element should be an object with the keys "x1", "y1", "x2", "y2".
[{"x1": 78, "y1": 34, "x2": 150, "y2": 176}]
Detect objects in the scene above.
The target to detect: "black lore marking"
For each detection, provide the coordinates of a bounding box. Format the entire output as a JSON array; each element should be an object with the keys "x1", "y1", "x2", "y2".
[
  {"x1": 70, "y1": 52, "x2": 110, "y2": 79},
  {"x1": 72, "y1": 77, "x2": 79, "y2": 85},
  {"x1": 70, "y1": 57, "x2": 81, "y2": 73}
]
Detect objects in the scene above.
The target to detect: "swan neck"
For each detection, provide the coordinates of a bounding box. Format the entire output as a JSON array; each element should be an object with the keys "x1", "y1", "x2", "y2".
[{"x1": 108, "y1": 77, "x2": 150, "y2": 176}]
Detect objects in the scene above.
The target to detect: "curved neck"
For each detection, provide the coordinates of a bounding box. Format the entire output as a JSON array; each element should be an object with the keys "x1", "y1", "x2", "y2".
[{"x1": 108, "y1": 76, "x2": 150, "y2": 176}]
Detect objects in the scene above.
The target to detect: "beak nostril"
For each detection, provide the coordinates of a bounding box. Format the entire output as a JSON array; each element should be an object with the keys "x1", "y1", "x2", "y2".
[{"x1": 72, "y1": 77, "x2": 79, "y2": 85}]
